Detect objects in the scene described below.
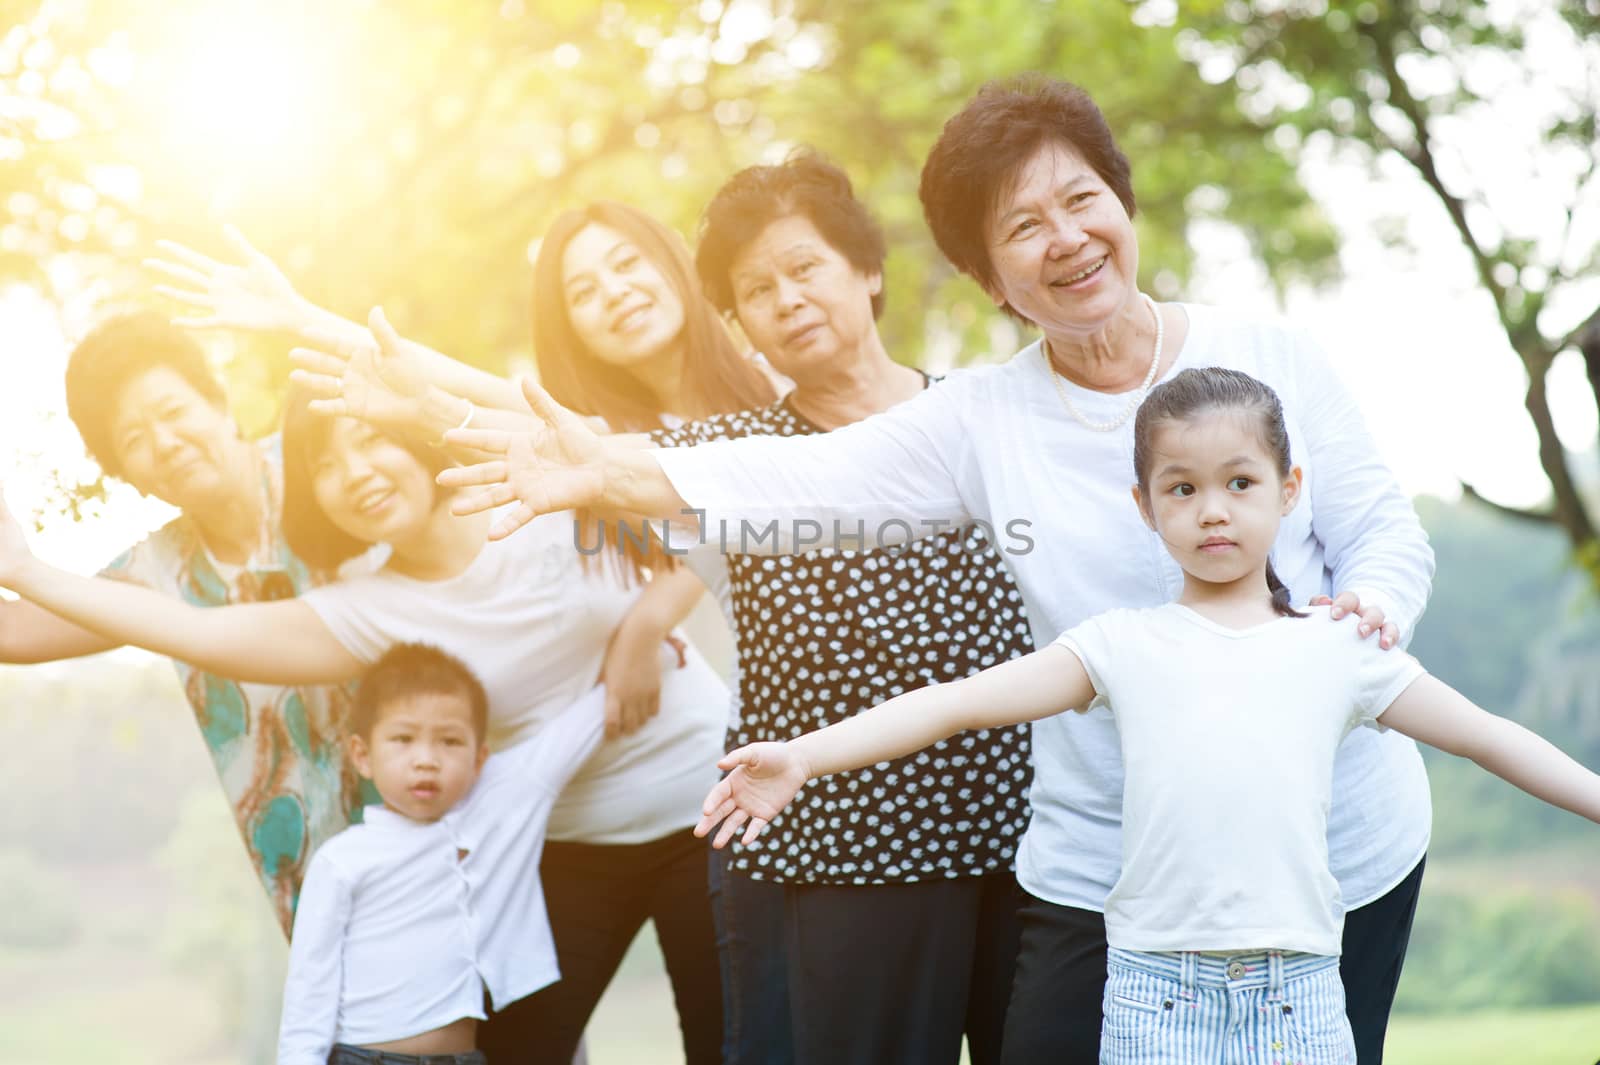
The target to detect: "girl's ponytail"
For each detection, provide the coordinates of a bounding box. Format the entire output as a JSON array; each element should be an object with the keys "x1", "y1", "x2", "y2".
[{"x1": 1265, "y1": 557, "x2": 1308, "y2": 619}]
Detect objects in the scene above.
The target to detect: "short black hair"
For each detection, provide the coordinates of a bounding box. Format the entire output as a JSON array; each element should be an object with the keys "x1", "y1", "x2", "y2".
[
  {"x1": 920, "y1": 76, "x2": 1135, "y2": 318},
  {"x1": 64, "y1": 312, "x2": 228, "y2": 478},
  {"x1": 352, "y1": 642, "x2": 489, "y2": 742},
  {"x1": 696, "y1": 148, "x2": 888, "y2": 320}
]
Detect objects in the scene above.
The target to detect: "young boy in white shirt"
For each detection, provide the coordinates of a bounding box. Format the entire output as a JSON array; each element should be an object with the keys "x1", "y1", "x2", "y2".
[{"x1": 277, "y1": 642, "x2": 605, "y2": 1065}]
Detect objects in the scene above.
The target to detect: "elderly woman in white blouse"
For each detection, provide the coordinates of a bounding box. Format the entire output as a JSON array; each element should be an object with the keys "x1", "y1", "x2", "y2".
[{"x1": 444, "y1": 76, "x2": 1433, "y2": 1065}]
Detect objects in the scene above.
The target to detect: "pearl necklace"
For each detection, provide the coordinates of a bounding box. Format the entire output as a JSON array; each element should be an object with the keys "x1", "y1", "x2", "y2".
[{"x1": 1042, "y1": 293, "x2": 1164, "y2": 432}]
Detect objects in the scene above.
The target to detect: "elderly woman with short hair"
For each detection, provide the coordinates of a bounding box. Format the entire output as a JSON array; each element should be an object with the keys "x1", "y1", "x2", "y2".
[
  {"x1": 448, "y1": 77, "x2": 1433, "y2": 1065},
  {"x1": 651, "y1": 151, "x2": 1034, "y2": 1065}
]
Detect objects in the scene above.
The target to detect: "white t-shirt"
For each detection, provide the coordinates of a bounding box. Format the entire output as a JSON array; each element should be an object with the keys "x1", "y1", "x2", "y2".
[
  {"x1": 653, "y1": 303, "x2": 1435, "y2": 909},
  {"x1": 1056, "y1": 604, "x2": 1426, "y2": 955},
  {"x1": 277, "y1": 688, "x2": 605, "y2": 1064},
  {"x1": 301, "y1": 510, "x2": 728, "y2": 844}
]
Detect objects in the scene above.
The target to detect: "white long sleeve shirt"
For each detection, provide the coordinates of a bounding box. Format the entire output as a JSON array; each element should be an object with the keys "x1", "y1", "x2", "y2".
[
  {"x1": 276, "y1": 689, "x2": 605, "y2": 1065},
  {"x1": 653, "y1": 303, "x2": 1435, "y2": 911}
]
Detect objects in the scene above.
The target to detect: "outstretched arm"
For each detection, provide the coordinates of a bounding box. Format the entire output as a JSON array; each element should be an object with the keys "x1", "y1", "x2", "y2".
[
  {"x1": 697, "y1": 644, "x2": 1094, "y2": 847},
  {"x1": 148, "y1": 226, "x2": 524, "y2": 411},
  {"x1": 438, "y1": 378, "x2": 687, "y2": 541},
  {"x1": 0, "y1": 496, "x2": 361, "y2": 685},
  {"x1": 0, "y1": 597, "x2": 119, "y2": 663},
  {"x1": 1380, "y1": 674, "x2": 1600, "y2": 824}
]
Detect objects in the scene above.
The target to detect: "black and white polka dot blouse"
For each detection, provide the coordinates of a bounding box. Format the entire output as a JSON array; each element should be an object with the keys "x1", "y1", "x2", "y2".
[{"x1": 652, "y1": 387, "x2": 1034, "y2": 885}]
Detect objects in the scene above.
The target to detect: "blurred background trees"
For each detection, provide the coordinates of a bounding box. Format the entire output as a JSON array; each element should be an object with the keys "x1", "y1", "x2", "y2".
[{"x1": 1, "y1": 0, "x2": 1597, "y2": 1060}]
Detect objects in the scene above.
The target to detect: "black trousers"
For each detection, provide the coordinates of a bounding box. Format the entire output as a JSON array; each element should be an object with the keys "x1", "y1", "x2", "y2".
[
  {"x1": 785, "y1": 871, "x2": 1022, "y2": 1065},
  {"x1": 999, "y1": 855, "x2": 1428, "y2": 1065},
  {"x1": 478, "y1": 828, "x2": 722, "y2": 1065}
]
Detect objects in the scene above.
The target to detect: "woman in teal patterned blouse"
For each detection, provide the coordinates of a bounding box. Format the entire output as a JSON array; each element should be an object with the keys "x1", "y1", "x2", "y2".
[{"x1": 0, "y1": 312, "x2": 368, "y2": 934}]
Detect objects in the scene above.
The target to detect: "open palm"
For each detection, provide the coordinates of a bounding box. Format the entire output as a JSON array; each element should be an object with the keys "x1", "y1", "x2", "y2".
[
  {"x1": 695, "y1": 742, "x2": 810, "y2": 848},
  {"x1": 146, "y1": 225, "x2": 306, "y2": 334},
  {"x1": 437, "y1": 378, "x2": 610, "y2": 540}
]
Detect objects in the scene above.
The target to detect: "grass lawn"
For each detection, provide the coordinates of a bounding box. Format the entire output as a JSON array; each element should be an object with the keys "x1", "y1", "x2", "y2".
[{"x1": 1385, "y1": 1002, "x2": 1600, "y2": 1065}]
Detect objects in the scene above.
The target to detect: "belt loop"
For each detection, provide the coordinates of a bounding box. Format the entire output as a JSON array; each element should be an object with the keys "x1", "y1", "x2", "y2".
[
  {"x1": 1268, "y1": 950, "x2": 1285, "y2": 999},
  {"x1": 1181, "y1": 950, "x2": 1199, "y2": 996}
]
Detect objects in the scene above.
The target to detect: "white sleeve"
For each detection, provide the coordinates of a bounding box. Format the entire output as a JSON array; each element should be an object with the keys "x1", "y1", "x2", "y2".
[
  {"x1": 277, "y1": 848, "x2": 350, "y2": 1065},
  {"x1": 1352, "y1": 641, "x2": 1428, "y2": 730},
  {"x1": 492, "y1": 685, "x2": 608, "y2": 802},
  {"x1": 1051, "y1": 612, "x2": 1119, "y2": 708},
  {"x1": 299, "y1": 580, "x2": 391, "y2": 663},
  {"x1": 1294, "y1": 333, "x2": 1435, "y2": 642},
  {"x1": 652, "y1": 376, "x2": 975, "y2": 554}
]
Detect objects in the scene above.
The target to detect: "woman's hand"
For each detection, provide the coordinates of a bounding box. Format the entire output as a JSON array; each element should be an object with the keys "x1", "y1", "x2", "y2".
[
  {"x1": 695, "y1": 742, "x2": 811, "y2": 848},
  {"x1": 1311, "y1": 591, "x2": 1398, "y2": 649},
  {"x1": 289, "y1": 307, "x2": 437, "y2": 408},
  {"x1": 289, "y1": 308, "x2": 457, "y2": 437},
  {"x1": 146, "y1": 225, "x2": 311, "y2": 334},
  {"x1": 436, "y1": 378, "x2": 611, "y2": 540},
  {"x1": 598, "y1": 623, "x2": 668, "y2": 740}
]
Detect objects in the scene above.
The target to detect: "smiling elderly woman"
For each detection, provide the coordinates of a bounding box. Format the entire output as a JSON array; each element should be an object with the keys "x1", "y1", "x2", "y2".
[{"x1": 446, "y1": 76, "x2": 1435, "y2": 1065}]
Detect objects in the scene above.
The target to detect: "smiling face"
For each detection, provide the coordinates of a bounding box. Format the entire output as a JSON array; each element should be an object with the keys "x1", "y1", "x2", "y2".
[
  {"x1": 106, "y1": 365, "x2": 241, "y2": 510},
  {"x1": 728, "y1": 213, "x2": 882, "y2": 381},
  {"x1": 349, "y1": 691, "x2": 487, "y2": 822},
  {"x1": 306, "y1": 417, "x2": 439, "y2": 548},
  {"x1": 984, "y1": 139, "x2": 1141, "y2": 341},
  {"x1": 560, "y1": 222, "x2": 688, "y2": 372},
  {"x1": 1134, "y1": 411, "x2": 1302, "y2": 595}
]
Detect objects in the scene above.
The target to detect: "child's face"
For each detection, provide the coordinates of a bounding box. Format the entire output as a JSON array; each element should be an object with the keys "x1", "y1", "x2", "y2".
[
  {"x1": 1133, "y1": 412, "x2": 1302, "y2": 591},
  {"x1": 348, "y1": 692, "x2": 488, "y2": 822}
]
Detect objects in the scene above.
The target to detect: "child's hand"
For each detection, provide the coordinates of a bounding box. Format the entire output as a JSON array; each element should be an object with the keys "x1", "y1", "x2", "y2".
[
  {"x1": 1312, "y1": 590, "x2": 1399, "y2": 650},
  {"x1": 695, "y1": 742, "x2": 810, "y2": 848}
]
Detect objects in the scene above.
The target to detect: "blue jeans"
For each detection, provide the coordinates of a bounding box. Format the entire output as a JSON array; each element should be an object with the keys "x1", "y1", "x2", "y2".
[
  {"x1": 327, "y1": 1046, "x2": 486, "y2": 1065},
  {"x1": 708, "y1": 848, "x2": 795, "y2": 1065},
  {"x1": 1099, "y1": 948, "x2": 1355, "y2": 1065}
]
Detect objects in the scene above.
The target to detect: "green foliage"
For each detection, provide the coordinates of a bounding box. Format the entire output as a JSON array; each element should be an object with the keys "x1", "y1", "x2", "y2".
[
  {"x1": 1175, "y1": 0, "x2": 1600, "y2": 547},
  {"x1": 1386, "y1": 1001, "x2": 1600, "y2": 1065},
  {"x1": 1408, "y1": 495, "x2": 1572, "y2": 711},
  {"x1": 1408, "y1": 495, "x2": 1600, "y2": 856},
  {"x1": 1395, "y1": 887, "x2": 1600, "y2": 1013},
  {"x1": 1, "y1": 0, "x2": 1335, "y2": 414},
  {"x1": 0, "y1": 850, "x2": 80, "y2": 949}
]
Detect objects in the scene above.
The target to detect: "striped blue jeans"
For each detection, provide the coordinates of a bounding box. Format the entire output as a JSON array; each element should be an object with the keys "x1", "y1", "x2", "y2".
[{"x1": 1099, "y1": 948, "x2": 1356, "y2": 1065}]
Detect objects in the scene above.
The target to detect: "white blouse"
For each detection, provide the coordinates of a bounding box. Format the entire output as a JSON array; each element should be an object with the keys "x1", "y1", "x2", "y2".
[
  {"x1": 302, "y1": 510, "x2": 728, "y2": 844},
  {"x1": 653, "y1": 303, "x2": 1435, "y2": 911},
  {"x1": 277, "y1": 689, "x2": 604, "y2": 1064}
]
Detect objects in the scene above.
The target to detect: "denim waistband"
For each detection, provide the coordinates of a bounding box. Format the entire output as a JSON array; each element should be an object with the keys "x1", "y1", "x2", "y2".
[
  {"x1": 327, "y1": 1044, "x2": 486, "y2": 1065},
  {"x1": 1108, "y1": 947, "x2": 1339, "y2": 992}
]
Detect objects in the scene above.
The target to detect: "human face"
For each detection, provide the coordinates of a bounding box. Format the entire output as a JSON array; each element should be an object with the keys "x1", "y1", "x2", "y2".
[
  {"x1": 1134, "y1": 412, "x2": 1302, "y2": 596},
  {"x1": 729, "y1": 214, "x2": 882, "y2": 380},
  {"x1": 985, "y1": 140, "x2": 1140, "y2": 341},
  {"x1": 561, "y1": 222, "x2": 687, "y2": 370},
  {"x1": 107, "y1": 365, "x2": 239, "y2": 510},
  {"x1": 349, "y1": 692, "x2": 487, "y2": 822},
  {"x1": 308, "y1": 417, "x2": 439, "y2": 547}
]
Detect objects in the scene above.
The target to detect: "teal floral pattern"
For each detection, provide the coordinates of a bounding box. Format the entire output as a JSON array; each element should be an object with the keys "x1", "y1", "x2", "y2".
[{"x1": 102, "y1": 437, "x2": 367, "y2": 937}]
